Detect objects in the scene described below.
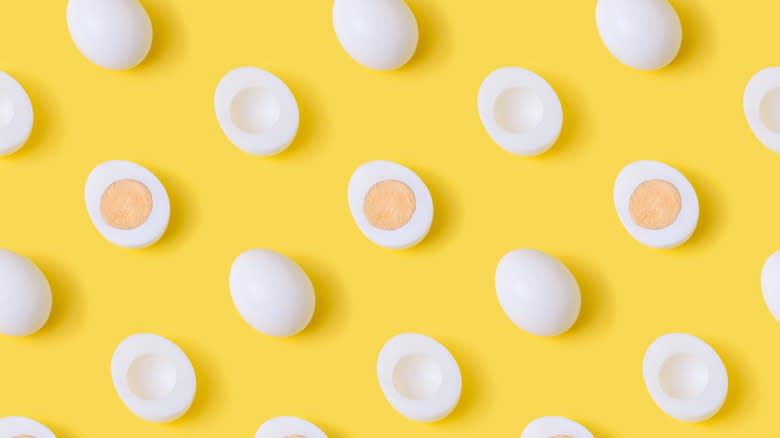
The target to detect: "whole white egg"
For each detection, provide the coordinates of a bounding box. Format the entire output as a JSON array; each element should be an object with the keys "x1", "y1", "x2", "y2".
[
  {"x1": 495, "y1": 249, "x2": 580, "y2": 336},
  {"x1": 0, "y1": 249, "x2": 51, "y2": 336},
  {"x1": 66, "y1": 0, "x2": 153, "y2": 70},
  {"x1": 332, "y1": 0, "x2": 418, "y2": 70},
  {"x1": 596, "y1": 0, "x2": 682, "y2": 70},
  {"x1": 229, "y1": 249, "x2": 315, "y2": 337}
]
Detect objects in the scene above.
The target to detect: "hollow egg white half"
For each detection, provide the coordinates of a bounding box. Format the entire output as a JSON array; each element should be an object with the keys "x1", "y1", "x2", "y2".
[
  {"x1": 495, "y1": 249, "x2": 580, "y2": 337},
  {"x1": 0, "y1": 249, "x2": 51, "y2": 337},
  {"x1": 0, "y1": 71, "x2": 33, "y2": 156},
  {"x1": 66, "y1": 0, "x2": 152, "y2": 70},
  {"x1": 596, "y1": 0, "x2": 682, "y2": 70},
  {"x1": 643, "y1": 333, "x2": 728, "y2": 422},
  {"x1": 332, "y1": 0, "x2": 418, "y2": 70},
  {"x1": 744, "y1": 67, "x2": 780, "y2": 153},
  {"x1": 111, "y1": 333, "x2": 196, "y2": 423},
  {"x1": 760, "y1": 251, "x2": 780, "y2": 323},
  {"x1": 255, "y1": 416, "x2": 327, "y2": 438},
  {"x1": 377, "y1": 333, "x2": 462, "y2": 422},
  {"x1": 0, "y1": 416, "x2": 56, "y2": 438},
  {"x1": 520, "y1": 416, "x2": 594, "y2": 438},
  {"x1": 614, "y1": 160, "x2": 698, "y2": 249}
]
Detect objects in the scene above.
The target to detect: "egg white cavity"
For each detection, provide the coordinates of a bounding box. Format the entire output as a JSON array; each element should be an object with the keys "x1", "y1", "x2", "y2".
[
  {"x1": 596, "y1": 0, "x2": 682, "y2": 70},
  {"x1": 761, "y1": 251, "x2": 780, "y2": 323},
  {"x1": 478, "y1": 67, "x2": 563, "y2": 156},
  {"x1": 229, "y1": 249, "x2": 315, "y2": 337},
  {"x1": 84, "y1": 160, "x2": 170, "y2": 248},
  {"x1": 0, "y1": 416, "x2": 56, "y2": 438},
  {"x1": 643, "y1": 333, "x2": 728, "y2": 422},
  {"x1": 0, "y1": 249, "x2": 51, "y2": 337},
  {"x1": 0, "y1": 71, "x2": 33, "y2": 156},
  {"x1": 111, "y1": 333, "x2": 196, "y2": 423},
  {"x1": 255, "y1": 416, "x2": 327, "y2": 438},
  {"x1": 520, "y1": 416, "x2": 594, "y2": 438},
  {"x1": 215, "y1": 67, "x2": 300, "y2": 156},
  {"x1": 332, "y1": 0, "x2": 419, "y2": 70},
  {"x1": 348, "y1": 160, "x2": 433, "y2": 249},
  {"x1": 377, "y1": 333, "x2": 462, "y2": 422},
  {"x1": 613, "y1": 160, "x2": 698, "y2": 249},
  {"x1": 744, "y1": 67, "x2": 780, "y2": 153},
  {"x1": 66, "y1": 0, "x2": 152, "y2": 70}
]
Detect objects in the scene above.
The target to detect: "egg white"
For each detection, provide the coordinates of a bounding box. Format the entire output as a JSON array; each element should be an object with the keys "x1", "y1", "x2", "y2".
[
  {"x1": 255, "y1": 416, "x2": 327, "y2": 438},
  {"x1": 0, "y1": 249, "x2": 51, "y2": 337},
  {"x1": 520, "y1": 416, "x2": 594, "y2": 438},
  {"x1": 0, "y1": 71, "x2": 33, "y2": 155},
  {"x1": 0, "y1": 416, "x2": 56, "y2": 438},
  {"x1": 744, "y1": 67, "x2": 780, "y2": 153}
]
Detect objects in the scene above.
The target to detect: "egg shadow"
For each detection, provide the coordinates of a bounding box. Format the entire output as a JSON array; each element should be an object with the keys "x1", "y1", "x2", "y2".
[
  {"x1": 536, "y1": 73, "x2": 588, "y2": 161},
  {"x1": 701, "y1": 336, "x2": 751, "y2": 425},
  {"x1": 666, "y1": 0, "x2": 714, "y2": 71},
  {"x1": 28, "y1": 255, "x2": 85, "y2": 338},
  {"x1": 267, "y1": 71, "x2": 326, "y2": 162},
  {"x1": 557, "y1": 256, "x2": 615, "y2": 339},
  {"x1": 46, "y1": 420, "x2": 81, "y2": 438},
  {"x1": 404, "y1": 0, "x2": 453, "y2": 72},
  {"x1": 677, "y1": 166, "x2": 724, "y2": 249},
  {"x1": 291, "y1": 256, "x2": 348, "y2": 341},
  {"x1": 3, "y1": 72, "x2": 58, "y2": 160},
  {"x1": 137, "y1": 0, "x2": 188, "y2": 71},
  {"x1": 411, "y1": 166, "x2": 461, "y2": 251},
  {"x1": 171, "y1": 338, "x2": 222, "y2": 424},
  {"x1": 148, "y1": 166, "x2": 200, "y2": 250},
  {"x1": 437, "y1": 338, "x2": 485, "y2": 424}
]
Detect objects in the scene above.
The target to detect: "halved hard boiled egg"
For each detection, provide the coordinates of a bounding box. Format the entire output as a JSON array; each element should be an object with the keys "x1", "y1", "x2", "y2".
[
  {"x1": 0, "y1": 416, "x2": 56, "y2": 438},
  {"x1": 377, "y1": 333, "x2": 461, "y2": 422},
  {"x1": 348, "y1": 161, "x2": 433, "y2": 249},
  {"x1": 478, "y1": 67, "x2": 563, "y2": 156},
  {"x1": 0, "y1": 249, "x2": 51, "y2": 337},
  {"x1": 744, "y1": 67, "x2": 780, "y2": 153},
  {"x1": 85, "y1": 160, "x2": 170, "y2": 248},
  {"x1": 215, "y1": 67, "x2": 299, "y2": 156},
  {"x1": 614, "y1": 160, "x2": 698, "y2": 249},
  {"x1": 255, "y1": 416, "x2": 327, "y2": 438},
  {"x1": 111, "y1": 333, "x2": 196, "y2": 423},
  {"x1": 643, "y1": 333, "x2": 728, "y2": 422},
  {"x1": 520, "y1": 416, "x2": 594, "y2": 438},
  {"x1": 760, "y1": 251, "x2": 780, "y2": 323},
  {"x1": 0, "y1": 71, "x2": 33, "y2": 156}
]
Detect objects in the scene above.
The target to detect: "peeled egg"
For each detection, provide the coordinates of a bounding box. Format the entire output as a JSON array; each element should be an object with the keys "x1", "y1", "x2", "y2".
[
  {"x1": 596, "y1": 0, "x2": 682, "y2": 70},
  {"x1": 495, "y1": 249, "x2": 580, "y2": 337},
  {"x1": 478, "y1": 67, "x2": 563, "y2": 156},
  {"x1": 744, "y1": 67, "x2": 780, "y2": 153},
  {"x1": 214, "y1": 67, "x2": 300, "y2": 156},
  {"x1": 643, "y1": 333, "x2": 727, "y2": 422},
  {"x1": 66, "y1": 0, "x2": 152, "y2": 70},
  {"x1": 0, "y1": 71, "x2": 33, "y2": 156},
  {"x1": 255, "y1": 416, "x2": 327, "y2": 438},
  {"x1": 520, "y1": 416, "x2": 594, "y2": 438},
  {"x1": 111, "y1": 333, "x2": 196, "y2": 423},
  {"x1": 0, "y1": 249, "x2": 51, "y2": 337},
  {"x1": 760, "y1": 251, "x2": 780, "y2": 323},
  {"x1": 0, "y1": 416, "x2": 56, "y2": 438},
  {"x1": 332, "y1": 0, "x2": 418, "y2": 70},
  {"x1": 229, "y1": 249, "x2": 315, "y2": 337},
  {"x1": 377, "y1": 333, "x2": 462, "y2": 422},
  {"x1": 84, "y1": 160, "x2": 170, "y2": 248},
  {"x1": 348, "y1": 160, "x2": 433, "y2": 249},
  {"x1": 613, "y1": 160, "x2": 699, "y2": 249}
]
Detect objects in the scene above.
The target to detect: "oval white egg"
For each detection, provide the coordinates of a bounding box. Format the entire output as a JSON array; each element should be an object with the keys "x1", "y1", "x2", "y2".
[
  {"x1": 66, "y1": 0, "x2": 152, "y2": 70},
  {"x1": 596, "y1": 0, "x2": 682, "y2": 70},
  {"x1": 478, "y1": 67, "x2": 563, "y2": 156},
  {"x1": 0, "y1": 249, "x2": 51, "y2": 337},
  {"x1": 761, "y1": 251, "x2": 780, "y2": 323},
  {"x1": 744, "y1": 67, "x2": 780, "y2": 153},
  {"x1": 215, "y1": 67, "x2": 300, "y2": 156},
  {"x1": 255, "y1": 416, "x2": 327, "y2": 438},
  {"x1": 332, "y1": 0, "x2": 418, "y2": 70},
  {"x1": 84, "y1": 160, "x2": 170, "y2": 248},
  {"x1": 111, "y1": 333, "x2": 196, "y2": 423},
  {"x1": 495, "y1": 249, "x2": 580, "y2": 337},
  {"x1": 520, "y1": 416, "x2": 594, "y2": 438},
  {"x1": 0, "y1": 71, "x2": 33, "y2": 156},
  {"x1": 377, "y1": 333, "x2": 461, "y2": 422},
  {"x1": 0, "y1": 416, "x2": 56, "y2": 438},
  {"x1": 643, "y1": 333, "x2": 727, "y2": 422},
  {"x1": 348, "y1": 160, "x2": 433, "y2": 249},
  {"x1": 613, "y1": 160, "x2": 698, "y2": 249},
  {"x1": 229, "y1": 249, "x2": 315, "y2": 337}
]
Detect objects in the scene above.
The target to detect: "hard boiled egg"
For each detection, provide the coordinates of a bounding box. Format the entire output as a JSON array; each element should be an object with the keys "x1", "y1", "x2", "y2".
[
  {"x1": 643, "y1": 333, "x2": 728, "y2": 422},
  {"x1": 760, "y1": 251, "x2": 780, "y2": 323},
  {"x1": 332, "y1": 0, "x2": 418, "y2": 70},
  {"x1": 495, "y1": 249, "x2": 581, "y2": 336},
  {"x1": 255, "y1": 416, "x2": 327, "y2": 438},
  {"x1": 0, "y1": 416, "x2": 56, "y2": 438},
  {"x1": 521, "y1": 416, "x2": 594, "y2": 438},
  {"x1": 596, "y1": 0, "x2": 682, "y2": 70},
  {"x1": 229, "y1": 249, "x2": 315, "y2": 337},
  {"x1": 744, "y1": 67, "x2": 780, "y2": 153},
  {"x1": 111, "y1": 333, "x2": 196, "y2": 423},
  {"x1": 0, "y1": 249, "x2": 51, "y2": 337},
  {"x1": 613, "y1": 160, "x2": 698, "y2": 249},
  {"x1": 377, "y1": 333, "x2": 462, "y2": 422},
  {"x1": 0, "y1": 71, "x2": 33, "y2": 156}
]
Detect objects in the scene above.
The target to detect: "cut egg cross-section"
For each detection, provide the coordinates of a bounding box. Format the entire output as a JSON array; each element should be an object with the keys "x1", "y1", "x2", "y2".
[
  {"x1": 85, "y1": 160, "x2": 170, "y2": 248},
  {"x1": 744, "y1": 67, "x2": 780, "y2": 153},
  {"x1": 760, "y1": 251, "x2": 780, "y2": 323},
  {"x1": 613, "y1": 160, "x2": 698, "y2": 249},
  {"x1": 0, "y1": 416, "x2": 56, "y2": 438},
  {"x1": 255, "y1": 416, "x2": 327, "y2": 438},
  {"x1": 0, "y1": 71, "x2": 33, "y2": 156},
  {"x1": 348, "y1": 160, "x2": 433, "y2": 249},
  {"x1": 520, "y1": 416, "x2": 594, "y2": 438}
]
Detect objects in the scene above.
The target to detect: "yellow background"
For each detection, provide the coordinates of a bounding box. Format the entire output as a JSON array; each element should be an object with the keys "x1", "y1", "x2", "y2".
[{"x1": 0, "y1": 0, "x2": 777, "y2": 436}]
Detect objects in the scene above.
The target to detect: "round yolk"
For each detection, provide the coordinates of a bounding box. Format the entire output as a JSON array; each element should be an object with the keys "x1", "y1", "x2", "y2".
[
  {"x1": 629, "y1": 179, "x2": 681, "y2": 230},
  {"x1": 100, "y1": 179, "x2": 153, "y2": 230},
  {"x1": 363, "y1": 179, "x2": 416, "y2": 230},
  {"x1": 13, "y1": 435, "x2": 35, "y2": 438},
  {"x1": 551, "y1": 436, "x2": 573, "y2": 438},
  {"x1": 284, "y1": 436, "x2": 306, "y2": 438}
]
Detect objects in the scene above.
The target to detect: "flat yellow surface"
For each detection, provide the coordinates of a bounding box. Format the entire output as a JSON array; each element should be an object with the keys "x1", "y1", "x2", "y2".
[{"x1": 1, "y1": 0, "x2": 778, "y2": 436}]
